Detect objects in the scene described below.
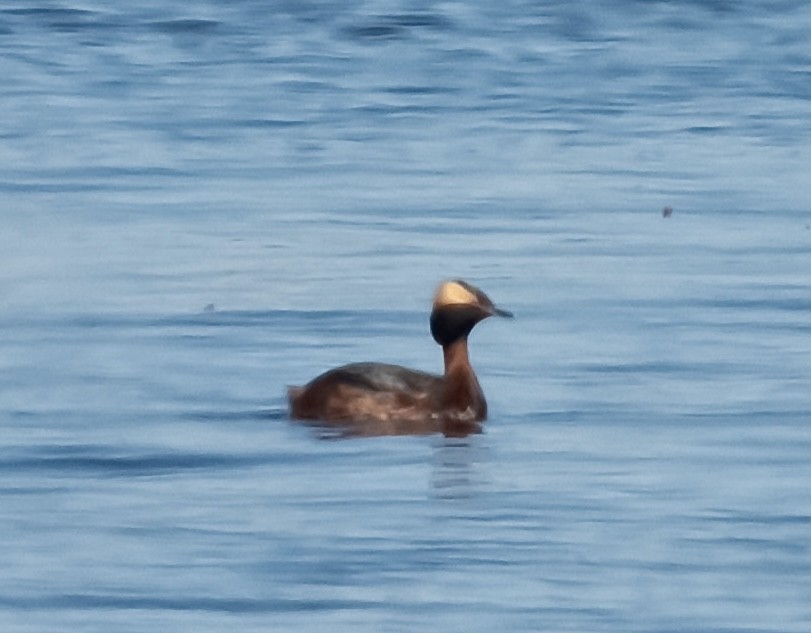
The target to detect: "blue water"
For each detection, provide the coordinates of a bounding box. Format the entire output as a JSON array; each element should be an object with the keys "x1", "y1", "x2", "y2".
[{"x1": 2, "y1": 1, "x2": 811, "y2": 631}]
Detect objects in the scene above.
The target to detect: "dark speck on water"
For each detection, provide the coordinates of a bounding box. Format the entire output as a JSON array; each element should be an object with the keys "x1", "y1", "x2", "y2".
[{"x1": 2, "y1": 1, "x2": 811, "y2": 632}]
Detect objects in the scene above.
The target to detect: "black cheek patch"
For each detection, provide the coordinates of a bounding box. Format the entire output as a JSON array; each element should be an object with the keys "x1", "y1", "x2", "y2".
[{"x1": 430, "y1": 305, "x2": 485, "y2": 346}]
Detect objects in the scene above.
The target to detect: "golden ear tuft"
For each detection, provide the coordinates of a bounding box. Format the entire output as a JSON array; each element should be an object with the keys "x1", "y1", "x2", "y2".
[{"x1": 433, "y1": 280, "x2": 477, "y2": 308}]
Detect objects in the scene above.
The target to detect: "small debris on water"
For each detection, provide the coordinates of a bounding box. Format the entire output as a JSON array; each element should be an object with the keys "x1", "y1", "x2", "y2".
[{"x1": 662, "y1": 206, "x2": 673, "y2": 218}]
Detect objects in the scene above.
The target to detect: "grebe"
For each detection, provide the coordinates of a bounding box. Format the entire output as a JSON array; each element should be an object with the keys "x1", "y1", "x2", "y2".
[{"x1": 288, "y1": 280, "x2": 512, "y2": 436}]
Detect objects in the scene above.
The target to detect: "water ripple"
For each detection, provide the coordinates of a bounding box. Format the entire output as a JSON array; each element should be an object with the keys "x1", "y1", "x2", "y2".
[
  {"x1": 0, "y1": 594, "x2": 381, "y2": 613},
  {"x1": 1, "y1": 447, "x2": 274, "y2": 477}
]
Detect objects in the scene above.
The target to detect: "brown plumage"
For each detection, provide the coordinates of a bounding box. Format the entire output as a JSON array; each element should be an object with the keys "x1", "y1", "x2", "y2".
[{"x1": 287, "y1": 280, "x2": 512, "y2": 437}]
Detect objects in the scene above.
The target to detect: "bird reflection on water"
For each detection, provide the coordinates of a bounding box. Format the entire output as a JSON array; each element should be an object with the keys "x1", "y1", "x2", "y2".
[
  {"x1": 296, "y1": 414, "x2": 484, "y2": 440},
  {"x1": 430, "y1": 436, "x2": 485, "y2": 501}
]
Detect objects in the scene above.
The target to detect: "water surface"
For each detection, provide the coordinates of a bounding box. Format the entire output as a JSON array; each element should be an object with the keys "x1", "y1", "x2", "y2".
[{"x1": 1, "y1": 1, "x2": 810, "y2": 631}]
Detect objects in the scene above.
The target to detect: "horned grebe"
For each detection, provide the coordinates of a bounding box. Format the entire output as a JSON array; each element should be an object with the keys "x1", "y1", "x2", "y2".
[{"x1": 288, "y1": 279, "x2": 512, "y2": 436}]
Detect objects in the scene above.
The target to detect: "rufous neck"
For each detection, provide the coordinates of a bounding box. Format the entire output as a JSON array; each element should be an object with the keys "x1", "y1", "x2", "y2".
[
  {"x1": 440, "y1": 337, "x2": 486, "y2": 419},
  {"x1": 442, "y1": 338, "x2": 472, "y2": 377}
]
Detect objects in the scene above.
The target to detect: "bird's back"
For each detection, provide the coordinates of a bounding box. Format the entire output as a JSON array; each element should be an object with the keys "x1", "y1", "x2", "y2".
[{"x1": 288, "y1": 362, "x2": 441, "y2": 424}]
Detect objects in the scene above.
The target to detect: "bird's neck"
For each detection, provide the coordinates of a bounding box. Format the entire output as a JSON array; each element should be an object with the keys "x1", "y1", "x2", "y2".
[{"x1": 441, "y1": 338, "x2": 486, "y2": 419}]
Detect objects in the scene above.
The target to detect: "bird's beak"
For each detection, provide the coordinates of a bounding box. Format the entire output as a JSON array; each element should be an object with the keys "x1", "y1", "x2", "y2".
[{"x1": 490, "y1": 306, "x2": 513, "y2": 319}]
